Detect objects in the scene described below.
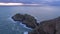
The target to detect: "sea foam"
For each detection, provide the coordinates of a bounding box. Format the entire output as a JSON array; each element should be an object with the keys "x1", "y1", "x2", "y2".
[
  {"x1": 24, "y1": 31, "x2": 28, "y2": 34},
  {"x1": 8, "y1": 17, "x2": 32, "y2": 30}
]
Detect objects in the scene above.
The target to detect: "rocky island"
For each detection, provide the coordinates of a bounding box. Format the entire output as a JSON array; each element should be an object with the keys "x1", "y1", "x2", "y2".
[
  {"x1": 12, "y1": 13, "x2": 60, "y2": 34},
  {"x1": 12, "y1": 13, "x2": 39, "y2": 29}
]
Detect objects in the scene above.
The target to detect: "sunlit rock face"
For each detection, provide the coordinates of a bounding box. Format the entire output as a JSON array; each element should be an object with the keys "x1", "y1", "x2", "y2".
[{"x1": 12, "y1": 13, "x2": 38, "y2": 29}]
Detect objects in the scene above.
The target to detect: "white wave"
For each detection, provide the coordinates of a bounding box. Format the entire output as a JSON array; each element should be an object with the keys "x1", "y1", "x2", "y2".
[
  {"x1": 24, "y1": 31, "x2": 28, "y2": 34},
  {"x1": 8, "y1": 17, "x2": 32, "y2": 30},
  {"x1": 19, "y1": 22, "x2": 32, "y2": 30},
  {"x1": 8, "y1": 17, "x2": 16, "y2": 23},
  {"x1": 0, "y1": 3, "x2": 40, "y2": 6}
]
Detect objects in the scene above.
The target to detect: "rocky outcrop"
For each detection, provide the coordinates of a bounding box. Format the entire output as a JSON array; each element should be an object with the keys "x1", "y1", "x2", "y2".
[
  {"x1": 12, "y1": 13, "x2": 60, "y2": 34},
  {"x1": 40, "y1": 17, "x2": 60, "y2": 34},
  {"x1": 12, "y1": 13, "x2": 38, "y2": 29},
  {"x1": 28, "y1": 17, "x2": 60, "y2": 34}
]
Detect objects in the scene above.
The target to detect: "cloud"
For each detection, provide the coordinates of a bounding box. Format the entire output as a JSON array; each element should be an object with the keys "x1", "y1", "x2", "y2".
[
  {"x1": 0, "y1": 3, "x2": 40, "y2": 6},
  {"x1": 0, "y1": 3, "x2": 24, "y2": 5},
  {"x1": 41, "y1": 0, "x2": 60, "y2": 2},
  {"x1": 0, "y1": 0, "x2": 59, "y2": 6}
]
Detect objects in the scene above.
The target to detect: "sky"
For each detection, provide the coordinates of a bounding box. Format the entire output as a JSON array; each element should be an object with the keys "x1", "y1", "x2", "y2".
[{"x1": 0, "y1": 0, "x2": 60, "y2": 6}]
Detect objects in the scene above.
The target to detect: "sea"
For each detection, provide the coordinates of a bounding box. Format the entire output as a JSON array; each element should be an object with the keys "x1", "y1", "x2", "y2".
[{"x1": 0, "y1": 6, "x2": 60, "y2": 34}]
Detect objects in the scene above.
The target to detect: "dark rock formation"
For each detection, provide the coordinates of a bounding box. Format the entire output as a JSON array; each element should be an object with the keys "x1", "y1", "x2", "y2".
[
  {"x1": 12, "y1": 13, "x2": 25, "y2": 21},
  {"x1": 39, "y1": 17, "x2": 60, "y2": 34},
  {"x1": 12, "y1": 13, "x2": 38, "y2": 29},
  {"x1": 12, "y1": 13, "x2": 60, "y2": 34},
  {"x1": 28, "y1": 17, "x2": 60, "y2": 34},
  {"x1": 28, "y1": 26, "x2": 47, "y2": 34}
]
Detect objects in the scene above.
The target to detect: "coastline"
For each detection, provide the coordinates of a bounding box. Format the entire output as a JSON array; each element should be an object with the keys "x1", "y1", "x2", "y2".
[{"x1": 9, "y1": 17, "x2": 32, "y2": 30}]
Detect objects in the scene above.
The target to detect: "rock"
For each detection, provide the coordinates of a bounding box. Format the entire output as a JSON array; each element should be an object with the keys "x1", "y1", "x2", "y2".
[
  {"x1": 42, "y1": 17, "x2": 60, "y2": 34},
  {"x1": 28, "y1": 17, "x2": 60, "y2": 34},
  {"x1": 28, "y1": 25, "x2": 47, "y2": 34},
  {"x1": 12, "y1": 13, "x2": 60, "y2": 34},
  {"x1": 40, "y1": 19, "x2": 56, "y2": 34},
  {"x1": 12, "y1": 13, "x2": 24, "y2": 21},
  {"x1": 12, "y1": 13, "x2": 38, "y2": 29},
  {"x1": 40, "y1": 17, "x2": 60, "y2": 34}
]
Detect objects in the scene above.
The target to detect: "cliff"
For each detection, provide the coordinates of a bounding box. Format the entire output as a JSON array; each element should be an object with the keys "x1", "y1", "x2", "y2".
[
  {"x1": 12, "y1": 13, "x2": 60, "y2": 34},
  {"x1": 12, "y1": 13, "x2": 38, "y2": 29}
]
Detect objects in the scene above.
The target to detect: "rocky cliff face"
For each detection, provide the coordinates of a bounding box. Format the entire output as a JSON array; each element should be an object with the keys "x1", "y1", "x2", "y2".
[
  {"x1": 12, "y1": 13, "x2": 60, "y2": 34},
  {"x1": 12, "y1": 13, "x2": 38, "y2": 29}
]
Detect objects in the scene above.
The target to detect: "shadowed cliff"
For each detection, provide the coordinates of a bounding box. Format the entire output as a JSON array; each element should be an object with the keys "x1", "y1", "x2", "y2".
[
  {"x1": 12, "y1": 13, "x2": 39, "y2": 29},
  {"x1": 12, "y1": 13, "x2": 60, "y2": 34}
]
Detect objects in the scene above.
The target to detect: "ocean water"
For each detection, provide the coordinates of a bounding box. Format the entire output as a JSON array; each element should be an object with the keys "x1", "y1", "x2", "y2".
[{"x1": 0, "y1": 6, "x2": 60, "y2": 34}]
